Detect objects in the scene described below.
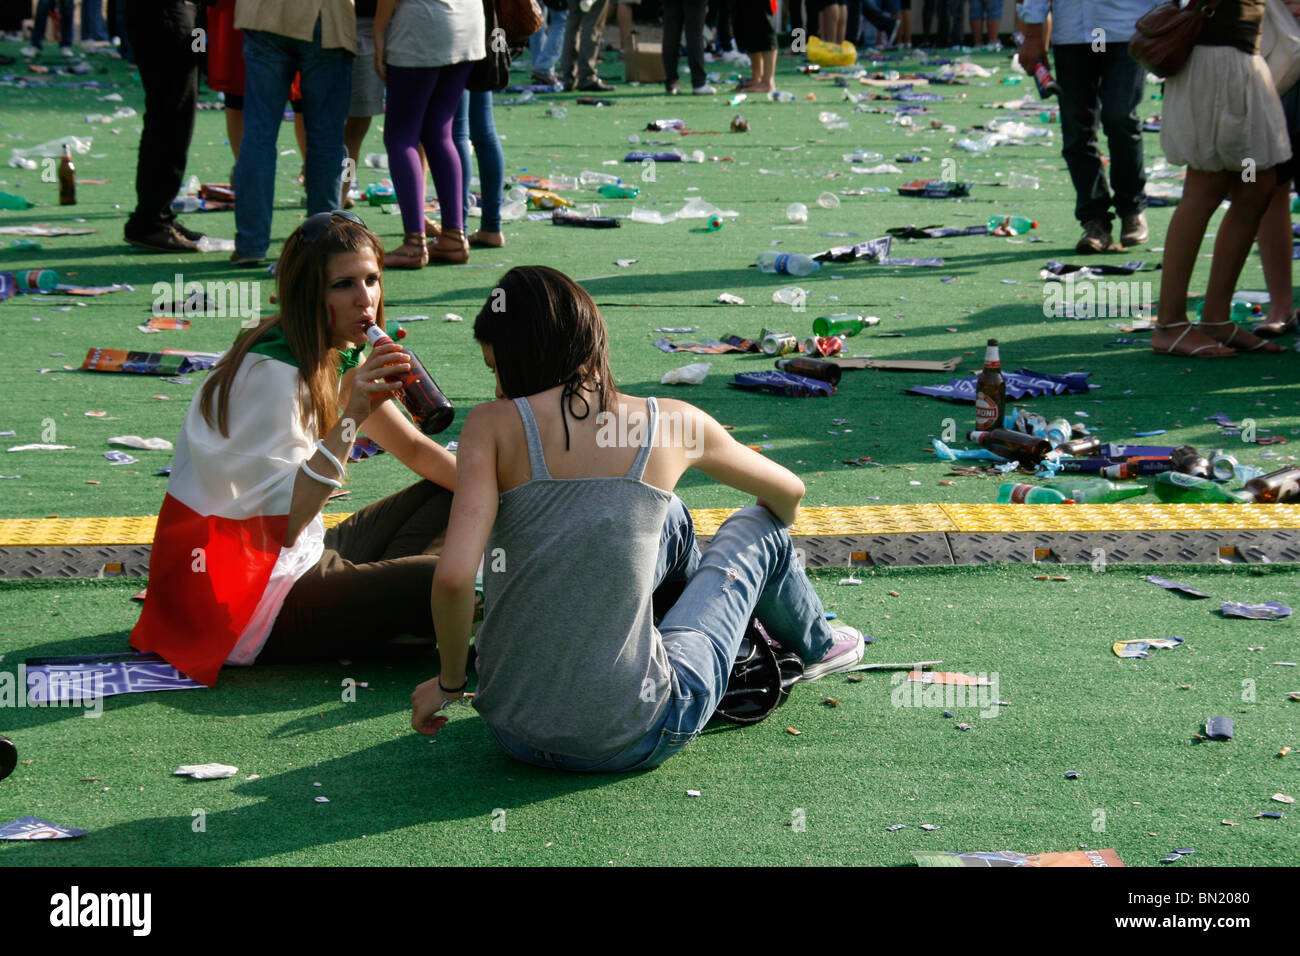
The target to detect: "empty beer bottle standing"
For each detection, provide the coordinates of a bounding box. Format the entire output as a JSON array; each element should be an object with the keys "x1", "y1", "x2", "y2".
[
  {"x1": 58, "y1": 144, "x2": 76, "y2": 206},
  {"x1": 362, "y1": 320, "x2": 455, "y2": 434},
  {"x1": 974, "y1": 339, "x2": 1006, "y2": 432}
]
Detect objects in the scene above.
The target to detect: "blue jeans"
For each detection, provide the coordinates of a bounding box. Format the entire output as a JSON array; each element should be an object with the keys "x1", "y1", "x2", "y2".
[
  {"x1": 454, "y1": 90, "x2": 505, "y2": 233},
  {"x1": 489, "y1": 499, "x2": 835, "y2": 772},
  {"x1": 82, "y1": 0, "x2": 109, "y2": 41},
  {"x1": 31, "y1": 0, "x2": 74, "y2": 49},
  {"x1": 529, "y1": 8, "x2": 569, "y2": 74},
  {"x1": 234, "y1": 19, "x2": 353, "y2": 258}
]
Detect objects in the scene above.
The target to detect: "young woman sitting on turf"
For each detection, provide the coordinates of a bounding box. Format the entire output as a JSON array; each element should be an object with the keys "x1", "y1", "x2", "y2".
[
  {"x1": 409, "y1": 265, "x2": 865, "y2": 771},
  {"x1": 131, "y1": 210, "x2": 458, "y2": 686}
]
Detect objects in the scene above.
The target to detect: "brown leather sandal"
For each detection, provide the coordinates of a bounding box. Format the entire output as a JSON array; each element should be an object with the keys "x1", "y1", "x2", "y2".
[
  {"x1": 383, "y1": 232, "x2": 428, "y2": 270},
  {"x1": 428, "y1": 227, "x2": 469, "y2": 264},
  {"x1": 424, "y1": 216, "x2": 442, "y2": 239}
]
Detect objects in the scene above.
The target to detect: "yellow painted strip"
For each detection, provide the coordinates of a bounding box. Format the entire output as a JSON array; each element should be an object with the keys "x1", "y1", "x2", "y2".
[
  {"x1": 938, "y1": 503, "x2": 1300, "y2": 533},
  {"x1": 3, "y1": 502, "x2": 1300, "y2": 546}
]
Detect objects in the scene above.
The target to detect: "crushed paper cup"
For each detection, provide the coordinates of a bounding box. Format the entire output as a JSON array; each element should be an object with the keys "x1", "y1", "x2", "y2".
[
  {"x1": 715, "y1": 293, "x2": 744, "y2": 305},
  {"x1": 174, "y1": 763, "x2": 238, "y2": 780}
]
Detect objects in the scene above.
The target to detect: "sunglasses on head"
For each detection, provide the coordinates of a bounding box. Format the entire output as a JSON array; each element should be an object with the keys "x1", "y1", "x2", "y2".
[{"x1": 299, "y1": 209, "x2": 366, "y2": 244}]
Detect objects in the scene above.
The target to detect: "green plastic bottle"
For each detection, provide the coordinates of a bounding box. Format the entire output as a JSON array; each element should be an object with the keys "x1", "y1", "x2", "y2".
[
  {"x1": 812, "y1": 314, "x2": 877, "y2": 337},
  {"x1": 1152, "y1": 472, "x2": 1247, "y2": 504},
  {"x1": 0, "y1": 191, "x2": 34, "y2": 210},
  {"x1": 988, "y1": 215, "x2": 1037, "y2": 235},
  {"x1": 1043, "y1": 478, "x2": 1147, "y2": 504},
  {"x1": 997, "y1": 482, "x2": 1073, "y2": 504},
  {"x1": 597, "y1": 183, "x2": 640, "y2": 199}
]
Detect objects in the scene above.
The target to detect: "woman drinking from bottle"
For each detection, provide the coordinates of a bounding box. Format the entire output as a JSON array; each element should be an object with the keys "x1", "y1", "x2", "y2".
[
  {"x1": 131, "y1": 210, "x2": 458, "y2": 686},
  {"x1": 409, "y1": 265, "x2": 865, "y2": 770}
]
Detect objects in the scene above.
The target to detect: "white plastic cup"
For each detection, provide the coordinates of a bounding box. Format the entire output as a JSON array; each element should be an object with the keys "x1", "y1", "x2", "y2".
[
  {"x1": 786, "y1": 202, "x2": 809, "y2": 223},
  {"x1": 817, "y1": 192, "x2": 840, "y2": 209}
]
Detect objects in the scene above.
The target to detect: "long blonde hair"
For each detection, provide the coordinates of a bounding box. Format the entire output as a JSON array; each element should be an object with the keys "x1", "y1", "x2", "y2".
[{"x1": 199, "y1": 215, "x2": 387, "y2": 438}]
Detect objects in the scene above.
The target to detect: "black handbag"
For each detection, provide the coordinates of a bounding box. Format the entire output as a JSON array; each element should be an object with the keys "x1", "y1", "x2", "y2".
[{"x1": 466, "y1": 0, "x2": 512, "y2": 93}]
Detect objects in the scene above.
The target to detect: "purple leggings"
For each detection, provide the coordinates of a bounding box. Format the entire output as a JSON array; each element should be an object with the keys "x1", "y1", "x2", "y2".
[{"x1": 384, "y1": 62, "x2": 473, "y2": 236}]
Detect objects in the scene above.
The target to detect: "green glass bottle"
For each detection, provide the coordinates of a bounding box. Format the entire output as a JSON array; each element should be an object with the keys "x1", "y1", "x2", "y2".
[
  {"x1": 812, "y1": 314, "x2": 878, "y2": 337},
  {"x1": 1152, "y1": 472, "x2": 1247, "y2": 504},
  {"x1": 1043, "y1": 478, "x2": 1147, "y2": 504},
  {"x1": 597, "y1": 183, "x2": 641, "y2": 199}
]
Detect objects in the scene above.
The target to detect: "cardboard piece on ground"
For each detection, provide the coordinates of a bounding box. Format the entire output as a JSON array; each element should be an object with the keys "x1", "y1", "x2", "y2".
[
  {"x1": 624, "y1": 38, "x2": 667, "y2": 83},
  {"x1": 832, "y1": 356, "x2": 962, "y2": 372}
]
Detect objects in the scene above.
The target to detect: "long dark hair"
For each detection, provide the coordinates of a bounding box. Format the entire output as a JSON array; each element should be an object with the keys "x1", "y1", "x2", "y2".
[
  {"x1": 199, "y1": 215, "x2": 387, "y2": 438},
  {"x1": 473, "y1": 266, "x2": 616, "y2": 448}
]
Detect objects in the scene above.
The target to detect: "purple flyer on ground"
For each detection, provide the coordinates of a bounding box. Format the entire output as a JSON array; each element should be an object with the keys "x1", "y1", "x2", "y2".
[
  {"x1": 1146, "y1": 575, "x2": 1212, "y2": 599},
  {"x1": 25, "y1": 653, "x2": 204, "y2": 702},
  {"x1": 1219, "y1": 601, "x2": 1293, "y2": 620},
  {"x1": 0, "y1": 816, "x2": 87, "y2": 840}
]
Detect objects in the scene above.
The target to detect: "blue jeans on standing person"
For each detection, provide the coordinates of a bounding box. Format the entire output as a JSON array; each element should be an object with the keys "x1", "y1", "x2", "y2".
[
  {"x1": 453, "y1": 90, "x2": 505, "y2": 233},
  {"x1": 233, "y1": 18, "x2": 353, "y2": 260},
  {"x1": 529, "y1": 7, "x2": 569, "y2": 76},
  {"x1": 31, "y1": 0, "x2": 74, "y2": 50},
  {"x1": 82, "y1": 0, "x2": 109, "y2": 41},
  {"x1": 489, "y1": 498, "x2": 836, "y2": 772}
]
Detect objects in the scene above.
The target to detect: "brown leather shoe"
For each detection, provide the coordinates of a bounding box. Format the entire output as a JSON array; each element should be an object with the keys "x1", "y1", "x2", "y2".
[
  {"x1": 1075, "y1": 220, "x2": 1115, "y2": 254},
  {"x1": 125, "y1": 223, "x2": 200, "y2": 253},
  {"x1": 1120, "y1": 212, "x2": 1149, "y2": 246}
]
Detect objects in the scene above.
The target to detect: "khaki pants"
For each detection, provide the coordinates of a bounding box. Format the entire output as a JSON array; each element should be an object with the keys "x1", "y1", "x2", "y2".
[{"x1": 260, "y1": 480, "x2": 453, "y2": 662}]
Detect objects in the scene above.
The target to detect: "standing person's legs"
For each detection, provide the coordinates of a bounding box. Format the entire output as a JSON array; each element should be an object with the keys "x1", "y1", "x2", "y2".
[
  {"x1": 575, "y1": 0, "x2": 611, "y2": 87},
  {"x1": 1152, "y1": 168, "x2": 1235, "y2": 356},
  {"x1": 453, "y1": 92, "x2": 472, "y2": 219},
  {"x1": 385, "y1": 65, "x2": 441, "y2": 236},
  {"x1": 946, "y1": 0, "x2": 964, "y2": 45},
  {"x1": 297, "y1": 19, "x2": 353, "y2": 216},
  {"x1": 225, "y1": 94, "x2": 245, "y2": 159},
  {"x1": 54, "y1": 0, "x2": 74, "y2": 48},
  {"x1": 83, "y1": 0, "x2": 109, "y2": 41},
  {"x1": 345, "y1": 16, "x2": 383, "y2": 204},
  {"x1": 558, "y1": 0, "x2": 583, "y2": 87},
  {"x1": 234, "y1": 29, "x2": 296, "y2": 261},
  {"x1": 1199, "y1": 170, "x2": 1286, "y2": 352},
  {"x1": 661, "y1": 0, "x2": 684, "y2": 91},
  {"x1": 467, "y1": 91, "x2": 505, "y2": 239},
  {"x1": 617, "y1": 0, "x2": 635, "y2": 48},
  {"x1": 1099, "y1": 44, "x2": 1148, "y2": 242},
  {"x1": 1054, "y1": 45, "x2": 1110, "y2": 229},
  {"x1": 683, "y1": 0, "x2": 708, "y2": 87},
  {"x1": 124, "y1": 0, "x2": 200, "y2": 245},
  {"x1": 1256, "y1": 83, "x2": 1300, "y2": 335},
  {"x1": 30, "y1": 0, "x2": 54, "y2": 52},
  {"x1": 419, "y1": 62, "x2": 474, "y2": 237}
]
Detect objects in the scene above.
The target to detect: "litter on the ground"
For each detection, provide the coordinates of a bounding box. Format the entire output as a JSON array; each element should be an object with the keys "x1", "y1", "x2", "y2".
[{"x1": 174, "y1": 763, "x2": 238, "y2": 780}]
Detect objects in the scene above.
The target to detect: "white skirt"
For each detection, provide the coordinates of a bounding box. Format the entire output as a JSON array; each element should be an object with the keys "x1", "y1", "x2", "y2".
[{"x1": 1161, "y1": 44, "x2": 1292, "y2": 172}]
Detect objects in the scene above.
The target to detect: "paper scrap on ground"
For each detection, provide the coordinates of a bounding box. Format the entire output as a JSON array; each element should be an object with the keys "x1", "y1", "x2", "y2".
[
  {"x1": 24, "y1": 652, "x2": 204, "y2": 701},
  {"x1": 913, "y1": 849, "x2": 1124, "y2": 867},
  {"x1": 175, "y1": 763, "x2": 238, "y2": 780},
  {"x1": 0, "y1": 816, "x2": 88, "y2": 840},
  {"x1": 7, "y1": 444, "x2": 75, "y2": 452},
  {"x1": 1220, "y1": 601, "x2": 1292, "y2": 620},
  {"x1": 1113, "y1": 636, "x2": 1185, "y2": 659},
  {"x1": 907, "y1": 671, "x2": 993, "y2": 686},
  {"x1": 108, "y1": 435, "x2": 173, "y2": 451}
]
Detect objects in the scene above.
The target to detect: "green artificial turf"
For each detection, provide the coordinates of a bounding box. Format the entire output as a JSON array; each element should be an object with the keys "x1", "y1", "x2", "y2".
[
  {"x1": 1, "y1": 563, "x2": 1297, "y2": 866},
  {"x1": 1, "y1": 41, "x2": 1297, "y2": 520}
]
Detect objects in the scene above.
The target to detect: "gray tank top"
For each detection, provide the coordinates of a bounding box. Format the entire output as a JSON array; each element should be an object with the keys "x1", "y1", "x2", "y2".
[{"x1": 472, "y1": 396, "x2": 675, "y2": 760}]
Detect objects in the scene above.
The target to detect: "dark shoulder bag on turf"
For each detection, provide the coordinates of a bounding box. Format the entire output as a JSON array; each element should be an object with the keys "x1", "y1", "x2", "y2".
[
  {"x1": 712, "y1": 619, "x2": 805, "y2": 726},
  {"x1": 467, "y1": 0, "x2": 512, "y2": 93},
  {"x1": 1128, "y1": 0, "x2": 1226, "y2": 78}
]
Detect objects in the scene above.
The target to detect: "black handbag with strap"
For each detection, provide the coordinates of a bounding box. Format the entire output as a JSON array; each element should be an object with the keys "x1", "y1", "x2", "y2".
[
  {"x1": 466, "y1": 0, "x2": 512, "y2": 93},
  {"x1": 1129, "y1": 0, "x2": 1227, "y2": 78}
]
